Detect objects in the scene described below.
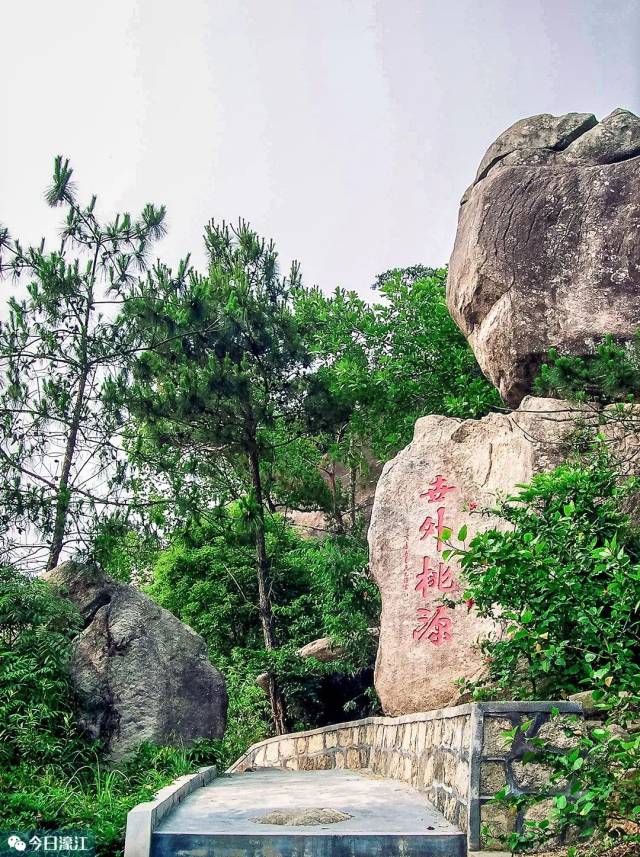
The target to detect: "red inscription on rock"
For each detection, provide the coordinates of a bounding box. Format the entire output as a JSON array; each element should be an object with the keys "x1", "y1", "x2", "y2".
[
  {"x1": 420, "y1": 475, "x2": 455, "y2": 504},
  {"x1": 418, "y1": 507, "x2": 449, "y2": 551},
  {"x1": 411, "y1": 475, "x2": 461, "y2": 645},
  {"x1": 415, "y1": 557, "x2": 457, "y2": 594},
  {"x1": 412, "y1": 605, "x2": 453, "y2": 646}
]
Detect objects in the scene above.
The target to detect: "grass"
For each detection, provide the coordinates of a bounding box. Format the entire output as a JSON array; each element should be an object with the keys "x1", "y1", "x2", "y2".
[{"x1": 0, "y1": 745, "x2": 215, "y2": 857}]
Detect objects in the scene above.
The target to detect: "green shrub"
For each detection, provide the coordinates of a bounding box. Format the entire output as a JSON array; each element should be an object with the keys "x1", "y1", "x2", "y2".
[
  {"x1": 147, "y1": 510, "x2": 379, "y2": 746},
  {"x1": 454, "y1": 449, "x2": 640, "y2": 701},
  {"x1": 453, "y1": 448, "x2": 640, "y2": 849},
  {"x1": 0, "y1": 745, "x2": 205, "y2": 857},
  {"x1": 0, "y1": 565, "x2": 84, "y2": 766}
]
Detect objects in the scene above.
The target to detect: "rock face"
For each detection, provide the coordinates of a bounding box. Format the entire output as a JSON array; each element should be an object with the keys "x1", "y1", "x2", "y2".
[
  {"x1": 297, "y1": 637, "x2": 347, "y2": 663},
  {"x1": 45, "y1": 562, "x2": 227, "y2": 759},
  {"x1": 448, "y1": 108, "x2": 640, "y2": 406},
  {"x1": 368, "y1": 397, "x2": 595, "y2": 715}
]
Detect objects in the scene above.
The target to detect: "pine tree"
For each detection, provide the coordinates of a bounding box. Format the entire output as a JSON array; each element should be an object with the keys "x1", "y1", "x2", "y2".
[
  {"x1": 121, "y1": 220, "x2": 321, "y2": 734},
  {"x1": 0, "y1": 157, "x2": 168, "y2": 570}
]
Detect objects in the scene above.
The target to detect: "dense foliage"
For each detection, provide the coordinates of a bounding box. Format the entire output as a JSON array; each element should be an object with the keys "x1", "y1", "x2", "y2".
[
  {"x1": 110, "y1": 227, "x2": 498, "y2": 736},
  {"x1": 0, "y1": 566, "x2": 82, "y2": 765},
  {"x1": 454, "y1": 450, "x2": 640, "y2": 700},
  {"x1": 146, "y1": 509, "x2": 379, "y2": 764},
  {"x1": 535, "y1": 334, "x2": 640, "y2": 404},
  {"x1": 453, "y1": 449, "x2": 640, "y2": 850},
  {"x1": 296, "y1": 267, "x2": 501, "y2": 461}
]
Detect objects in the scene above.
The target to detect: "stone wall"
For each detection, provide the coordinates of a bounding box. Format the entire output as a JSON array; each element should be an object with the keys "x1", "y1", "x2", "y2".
[
  {"x1": 473, "y1": 702, "x2": 584, "y2": 850},
  {"x1": 229, "y1": 700, "x2": 582, "y2": 851}
]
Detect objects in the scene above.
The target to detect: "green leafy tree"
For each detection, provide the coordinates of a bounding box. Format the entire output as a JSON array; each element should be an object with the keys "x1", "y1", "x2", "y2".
[
  {"x1": 367, "y1": 268, "x2": 501, "y2": 451},
  {"x1": 293, "y1": 268, "x2": 500, "y2": 528},
  {"x1": 146, "y1": 508, "x2": 378, "y2": 758},
  {"x1": 453, "y1": 449, "x2": 640, "y2": 700},
  {"x1": 0, "y1": 157, "x2": 168, "y2": 570},
  {"x1": 120, "y1": 220, "x2": 335, "y2": 734}
]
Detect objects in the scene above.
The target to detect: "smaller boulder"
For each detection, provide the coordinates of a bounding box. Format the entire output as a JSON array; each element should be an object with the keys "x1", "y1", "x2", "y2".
[
  {"x1": 255, "y1": 672, "x2": 271, "y2": 692},
  {"x1": 474, "y1": 111, "x2": 597, "y2": 181},
  {"x1": 297, "y1": 637, "x2": 346, "y2": 663},
  {"x1": 568, "y1": 690, "x2": 606, "y2": 719},
  {"x1": 560, "y1": 108, "x2": 640, "y2": 165},
  {"x1": 45, "y1": 561, "x2": 227, "y2": 760}
]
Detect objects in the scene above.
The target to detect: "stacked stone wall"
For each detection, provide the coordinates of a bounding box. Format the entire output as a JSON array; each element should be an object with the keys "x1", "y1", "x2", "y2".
[
  {"x1": 232, "y1": 707, "x2": 471, "y2": 830},
  {"x1": 230, "y1": 700, "x2": 582, "y2": 851},
  {"x1": 473, "y1": 703, "x2": 584, "y2": 849}
]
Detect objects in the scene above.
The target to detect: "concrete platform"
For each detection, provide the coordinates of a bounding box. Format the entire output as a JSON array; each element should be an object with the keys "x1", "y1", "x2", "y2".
[{"x1": 152, "y1": 768, "x2": 466, "y2": 857}]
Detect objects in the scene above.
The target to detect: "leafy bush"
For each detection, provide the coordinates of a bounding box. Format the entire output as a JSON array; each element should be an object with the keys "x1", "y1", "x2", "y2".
[
  {"x1": 483, "y1": 707, "x2": 640, "y2": 852},
  {"x1": 537, "y1": 714, "x2": 640, "y2": 848},
  {"x1": 147, "y1": 509, "x2": 380, "y2": 752},
  {"x1": 0, "y1": 745, "x2": 206, "y2": 857},
  {"x1": 296, "y1": 268, "x2": 501, "y2": 460},
  {"x1": 454, "y1": 450, "x2": 640, "y2": 701},
  {"x1": 0, "y1": 566, "x2": 84, "y2": 765},
  {"x1": 453, "y1": 448, "x2": 640, "y2": 849}
]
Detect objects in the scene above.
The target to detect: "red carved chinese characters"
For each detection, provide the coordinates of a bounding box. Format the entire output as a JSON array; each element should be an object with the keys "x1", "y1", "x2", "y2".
[
  {"x1": 420, "y1": 475, "x2": 455, "y2": 503},
  {"x1": 412, "y1": 605, "x2": 453, "y2": 645},
  {"x1": 415, "y1": 557, "x2": 457, "y2": 594},
  {"x1": 412, "y1": 475, "x2": 458, "y2": 645},
  {"x1": 418, "y1": 506, "x2": 449, "y2": 551}
]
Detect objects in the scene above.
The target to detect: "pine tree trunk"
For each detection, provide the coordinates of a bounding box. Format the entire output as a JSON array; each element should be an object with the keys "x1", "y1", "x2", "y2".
[
  {"x1": 47, "y1": 246, "x2": 98, "y2": 572},
  {"x1": 248, "y1": 445, "x2": 288, "y2": 735},
  {"x1": 328, "y1": 463, "x2": 345, "y2": 534},
  {"x1": 47, "y1": 366, "x2": 89, "y2": 571},
  {"x1": 349, "y1": 462, "x2": 357, "y2": 530}
]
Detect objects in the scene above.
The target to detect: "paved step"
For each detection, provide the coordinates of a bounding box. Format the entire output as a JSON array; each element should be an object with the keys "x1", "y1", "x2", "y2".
[{"x1": 152, "y1": 768, "x2": 466, "y2": 857}]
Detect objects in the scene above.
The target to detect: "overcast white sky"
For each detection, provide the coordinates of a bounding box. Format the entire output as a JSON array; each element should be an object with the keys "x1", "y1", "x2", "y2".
[{"x1": 2, "y1": 0, "x2": 639, "y2": 296}]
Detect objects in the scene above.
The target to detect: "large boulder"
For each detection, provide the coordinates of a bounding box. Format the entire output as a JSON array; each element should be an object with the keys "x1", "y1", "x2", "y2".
[
  {"x1": 45, "y1": 562, "x2": 227, "y2": 760},
  {"x1": 368, "y1": 397, "x2": 598, "y2": 716},
  {"x1": 448, "y1": 108, "x2": 640, "y2": 407}
]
